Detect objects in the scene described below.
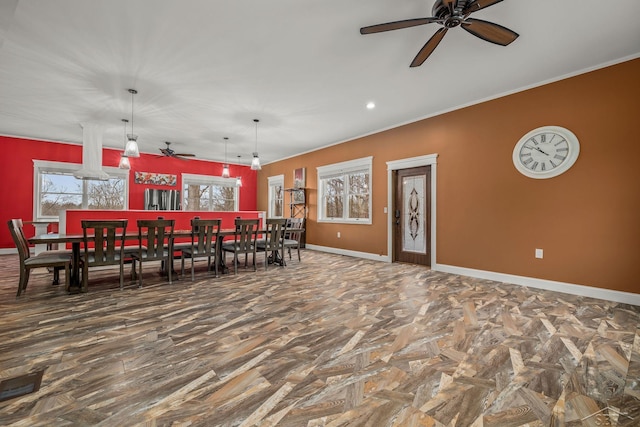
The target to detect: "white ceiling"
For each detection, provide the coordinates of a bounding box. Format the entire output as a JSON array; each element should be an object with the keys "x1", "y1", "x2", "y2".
[{"x1": 1, "y1": 0, "x2": 639, "y2": 166}]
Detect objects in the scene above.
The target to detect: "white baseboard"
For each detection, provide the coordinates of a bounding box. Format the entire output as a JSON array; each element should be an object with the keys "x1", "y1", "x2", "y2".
[
  {"x1": 435, "y1": 263, "x2": 640, "y2": 306},
  {"x1": 303, "y1": 246, "x2": 640, "y2": 306},
  {"x1": 0, "y1": 248, "x2": 17, "y2": 255},
  {"x1": 305, "y1": 244, "x2": 391, "y2": 263}
]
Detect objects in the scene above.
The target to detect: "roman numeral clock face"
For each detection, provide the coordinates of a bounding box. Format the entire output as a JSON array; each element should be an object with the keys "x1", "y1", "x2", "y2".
[{"x1": 512, "y1": 126, "x2": 580, "y2": 179}]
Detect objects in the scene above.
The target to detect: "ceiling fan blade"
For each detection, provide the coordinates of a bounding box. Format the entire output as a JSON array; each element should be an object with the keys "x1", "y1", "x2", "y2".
[
  {"x1": 461, "y1": 18, "x2": 518, "y2": 46},
  {"x1": 360, "y1": 17, "x2": 439, "y2": 34},
  {"x1": 463, "y1": 0, "x2": 504, "y2": 14},
  {"x1": 410, "y1": 28, "x2": 448, "y2": 67}
]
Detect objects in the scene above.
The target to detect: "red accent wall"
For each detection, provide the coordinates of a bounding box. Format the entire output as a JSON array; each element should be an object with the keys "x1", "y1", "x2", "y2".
[{"x1": 0, "y1": 135, "x2": 257, "y2": 249}]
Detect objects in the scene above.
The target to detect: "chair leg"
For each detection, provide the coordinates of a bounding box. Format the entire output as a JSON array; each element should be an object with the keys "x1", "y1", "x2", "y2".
[
  {"x1": 119, "y1": 261, "x2": 124, "y2": 290},
  {"x1": 65, "y1": 263, "x2": 71, "y2": 290},
  {"x1": 82, "y1": 261, "x2": 88, "y2": 292},
  {"x1": 52, "y1": 267, "x2": 60, "y2": 286},
  {"x1": 138, "y1": 259, "x2": 143, "y2": 288},
  {"x1": 17, "y1": 267, "x2": 28, "y2": 297},
  {"x1": 191, "y1": 256, "x2": 196, "y2": 282},
  {"x1": 168, "y1": 256, "x2": 173, "y2": 285},
  {"x1": 297, "y1": 246, "x2": 301, "y2": 261}
]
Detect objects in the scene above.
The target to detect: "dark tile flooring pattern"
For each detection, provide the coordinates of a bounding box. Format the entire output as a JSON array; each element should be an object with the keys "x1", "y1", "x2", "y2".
[{"x1": 0, "y1": 251, "x2": 638, "y2": 426}]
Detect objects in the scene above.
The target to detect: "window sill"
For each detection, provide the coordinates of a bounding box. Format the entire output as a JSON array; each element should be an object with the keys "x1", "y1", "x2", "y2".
[{"x1": 317, "y1": 218, "x2": 371, "y2": 225}]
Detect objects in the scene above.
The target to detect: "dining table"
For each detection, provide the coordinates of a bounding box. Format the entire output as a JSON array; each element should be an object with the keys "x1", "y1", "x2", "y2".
[{"x1": 28, "y1": 227, "x2": 300, "y2": 292}]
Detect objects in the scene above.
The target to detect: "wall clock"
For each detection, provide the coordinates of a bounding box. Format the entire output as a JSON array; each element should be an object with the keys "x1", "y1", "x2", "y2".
[{"x1": 513, "y1": 126, "x2": 580, "y2": 179}]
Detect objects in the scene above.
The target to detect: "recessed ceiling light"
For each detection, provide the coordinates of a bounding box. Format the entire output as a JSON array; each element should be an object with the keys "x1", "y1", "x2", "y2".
[{"x1": 366, "y1": 102, "x2": 376, "y2": 110}]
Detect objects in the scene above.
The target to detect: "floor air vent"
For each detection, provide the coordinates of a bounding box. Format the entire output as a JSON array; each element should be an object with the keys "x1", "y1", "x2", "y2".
[{"x1": 0, "y1": 370, "x2": 45, "y2": 402}]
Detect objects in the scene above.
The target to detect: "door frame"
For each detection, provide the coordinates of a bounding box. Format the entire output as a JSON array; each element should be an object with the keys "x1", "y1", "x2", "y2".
[{"x1": 386, "y1": 154, "x2": 438, "y2": 266}]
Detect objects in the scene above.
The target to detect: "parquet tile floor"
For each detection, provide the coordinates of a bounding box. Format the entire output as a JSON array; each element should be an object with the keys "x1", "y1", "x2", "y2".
[{"x1": 0, "y1": 250, "x2": 638, "y2": 426}]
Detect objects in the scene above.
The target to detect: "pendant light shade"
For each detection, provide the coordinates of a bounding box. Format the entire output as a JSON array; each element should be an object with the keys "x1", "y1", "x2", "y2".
[
  {"x1": 119, "y1": 155, "x2": 131, "y2": 170},
  {"x1": 124, "y1": 89, "x2": 140, "y2": 157},
  {"x1": 251, "y1": 119, "x2": 261, "y2": 170},
  {"x1": 119, "y1": 119, "x2": 131, "y2": 170},
  {"x1": 221, "y1": 137, "x2": 230, "y2": 178}
]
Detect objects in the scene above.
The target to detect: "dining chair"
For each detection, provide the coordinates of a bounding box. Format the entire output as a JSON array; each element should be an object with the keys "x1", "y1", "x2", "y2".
[
  {"x1": 255, "y1": 218, "x2": 287, "y2": 269},
  {"x1": 221, "y1": 218, "x2": 259, "y2": 274},
  {"x1": 80, "y1": 220, "x2": 128, "y2": 291},
  {"x1": 131, "y1": 219, "x2": 175, "y2": 287},
  {"x1": 180, "y1": 218, "x2": 221, "y2": 281},
  {"x1": 283, "y1": 217, "x2": 304, "y2": 261},
  {"x1": 7, "y1": 219, "x2": 71, "y2": 297}
]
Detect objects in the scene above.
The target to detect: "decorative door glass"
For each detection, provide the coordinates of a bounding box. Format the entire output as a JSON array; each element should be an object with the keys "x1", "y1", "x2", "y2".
[{"x1": 402, "y1": 175, "x2": 426, "y2": 254}]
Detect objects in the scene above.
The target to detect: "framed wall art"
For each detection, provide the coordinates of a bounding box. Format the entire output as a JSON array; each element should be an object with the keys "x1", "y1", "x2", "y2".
[{"x1": 293, "y1": 167, "x2": 305, "y2": 188}]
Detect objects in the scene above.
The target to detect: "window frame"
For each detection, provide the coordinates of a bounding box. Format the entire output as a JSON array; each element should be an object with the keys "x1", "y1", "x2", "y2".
[
  {"x1": 181, "y1": 173, "x2": 239, "y2": 211},
  {"x1": 33, "y1": 160, "x2": 129, "y2": 221},
  {"x1": 267, "y1": 174, "x2": 285, "y2": 218},
  {"x1": 317, "y1": 156, "x2": 372, "y2": 224}
]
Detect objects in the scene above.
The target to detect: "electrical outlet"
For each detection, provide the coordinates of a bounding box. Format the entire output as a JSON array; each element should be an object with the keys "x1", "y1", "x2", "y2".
[
  {"x1": 535, "y1": 248, "x2": 543, "y2": 259},
  {"x1": 337, "y1": 232, "x2": 341, "y2": 238}
]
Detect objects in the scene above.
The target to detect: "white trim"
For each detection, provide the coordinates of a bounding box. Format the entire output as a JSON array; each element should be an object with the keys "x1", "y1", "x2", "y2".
[
  {"x1": 387, "y1": 154, "x2": 438, "y2": 267},
  {"x1": 33, "y1": 159, "x2": 129, "y2": 221},
  {"x1": 266, "y1": 54, "x2": 640, "y2": 165},
  {"x1": 434, "y1": 263, "x2": 640, "y2": 306},
  {"x1": 181, "y1": 173, "x2": 239, "y2": 211},
  {"x1": 267, "y1": 174, "x2": 285, "y2": 218},
  {"x1": 0, "y1": 248, "x2": 17, "y2": 255},
  {"x1": 304, "y1": 245, "x2": 640, "y2": 306},
  {"x1": 306, "y1": 244, "x2": 389, "y2": 262},
  {"x1": 181, "y1": 173, "x2": 238, "y2": 187},
  {"x1": 317, "y1": 156, "x2": 373, "y2": 224}
]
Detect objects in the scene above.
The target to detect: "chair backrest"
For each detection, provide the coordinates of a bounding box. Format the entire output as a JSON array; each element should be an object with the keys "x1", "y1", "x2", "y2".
[
  {"x1": 137, "y1": 219, "x2": 175, "y2": 260},
  {"x1": 285, "y1": 217, "x2": 304, "y2": 241},
  {"x1": 81, "y1": 220, "x2": 128, "y2": 266},
  {"x1": 233, "y1": 218, "x2": 259, "y2": 252},
  {"x1": 191, "y1": 218, "x2": 221, "y2": 254},
  {"x1": 263, "y1": 218, "x2": 287, "y2": 251},
  {"x1": 7, "y1": 219, "x2": 30, "y2": 262}
]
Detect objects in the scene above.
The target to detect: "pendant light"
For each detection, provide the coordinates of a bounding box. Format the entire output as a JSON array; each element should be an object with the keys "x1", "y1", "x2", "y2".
[
  {"x1": 118, "y1": 118, "x2": 130, "y2": 169},
  {"x1": 236, "y1": 155, "x2": 243, "y2": 186},
  {"x1": 221, "y1": 137, "x2": 230, "y2": 178},
  {"x1": 124, "y1": 89, "x2": 140, "y2": 157},
  {"x1": 251, "y1": 118, "x2": 261, "y2": 170}
]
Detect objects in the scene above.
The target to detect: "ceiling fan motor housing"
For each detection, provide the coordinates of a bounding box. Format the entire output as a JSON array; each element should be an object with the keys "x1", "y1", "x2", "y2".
[{"x1": 432, "y1": 0, "x2": 464, "y2": 27}]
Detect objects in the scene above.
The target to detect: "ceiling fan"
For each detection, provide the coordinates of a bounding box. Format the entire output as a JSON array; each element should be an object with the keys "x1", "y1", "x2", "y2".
[
  {"x1": 159, "y1": 141, "x2": 195, "y2": 159},
  {"x1": 360, "y1": 0, "x2": 519, "y2": 67}
]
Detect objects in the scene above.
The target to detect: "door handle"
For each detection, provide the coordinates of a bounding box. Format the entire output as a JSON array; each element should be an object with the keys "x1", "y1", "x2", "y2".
[{"x1": 395, "y1": 210, "x2": 401, "y2": 225}]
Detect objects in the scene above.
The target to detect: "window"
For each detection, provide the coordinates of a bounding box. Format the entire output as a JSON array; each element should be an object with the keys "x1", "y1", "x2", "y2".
[
  {"x1": 182, "y1": 173, "x2": 239, "y2": 211},
  {"x1": 317, "y1": 156, "x2": 372, "y2": 224},
  {"x1": 33, "y1": 160, "x2": 129, "y2": 221},
  {"x1": 267, "y1": 175, "x2": 284, "y2": 218}
]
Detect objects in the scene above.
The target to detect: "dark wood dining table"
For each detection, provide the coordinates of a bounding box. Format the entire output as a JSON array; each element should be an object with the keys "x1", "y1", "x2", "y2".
[
  {"x1": 28, "y1": 228, "x2": 300, "y2": 292},
  {"x1": 29, "y1": 230, "x2": 194, "y2": 291}
]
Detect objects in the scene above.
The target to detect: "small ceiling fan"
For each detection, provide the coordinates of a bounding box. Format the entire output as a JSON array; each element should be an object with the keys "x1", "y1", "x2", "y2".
[
  {"x1": 159, "y1": 141, "x2": 195, "y2": 159},
  {"x1": 360, "y1": 0, "x2": 519, "y2": 67}
]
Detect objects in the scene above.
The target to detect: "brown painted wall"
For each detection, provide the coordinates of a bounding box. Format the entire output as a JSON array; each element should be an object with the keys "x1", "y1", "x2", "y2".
[{"x1": 258, "y1": 59, "x2": 640, "y2": 294}]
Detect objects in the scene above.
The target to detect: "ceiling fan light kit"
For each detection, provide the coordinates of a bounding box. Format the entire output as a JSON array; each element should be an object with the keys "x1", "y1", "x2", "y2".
[{"x1": 360, "y1": 0, "x2": 519, "y2": 67}]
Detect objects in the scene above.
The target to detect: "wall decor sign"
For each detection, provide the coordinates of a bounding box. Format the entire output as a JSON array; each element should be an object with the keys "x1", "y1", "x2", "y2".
[
  {"x1": 134, "y1": 171, "x2": 177, "y2": 186},
  {"x1": 294, "y1": 167, "x2": 305, "y2": 188}
]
